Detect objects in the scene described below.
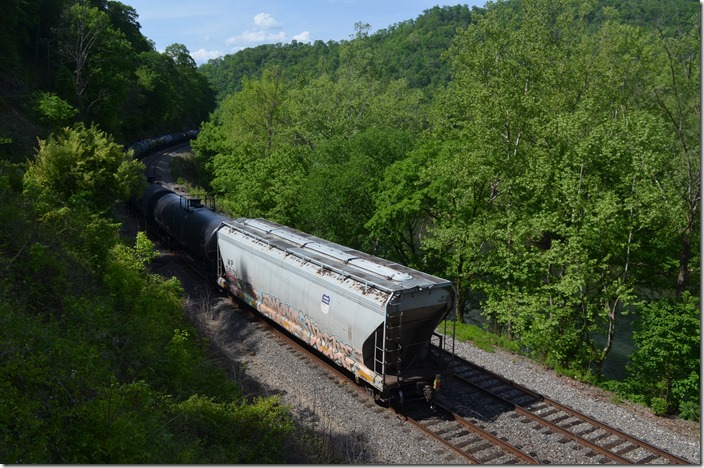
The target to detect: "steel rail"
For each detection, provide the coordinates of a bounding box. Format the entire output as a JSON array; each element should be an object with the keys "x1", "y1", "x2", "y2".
[
  {"x1": 537, "y1": 394, "x2": 691, "y2": 464},
  {"x1": 433, "y1": 401, "x2": 540, "y2": 464},
  {"x1": 236, "y1": 307, "x2": 493, "y2": 464},
  {"x1": 451, "y1": 373, "x2": 633, "y2": 463},
  {"x1": 446, "y1": 355, "x2": 692, "y2": 464},
  {"x1": 398, "y1": 409, "x2": 481, "y2": 464}
]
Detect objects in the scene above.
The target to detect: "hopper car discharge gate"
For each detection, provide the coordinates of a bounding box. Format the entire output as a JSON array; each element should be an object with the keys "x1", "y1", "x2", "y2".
[{"x1": 214, "y1": 218, "x2": 458, "y2": 406}]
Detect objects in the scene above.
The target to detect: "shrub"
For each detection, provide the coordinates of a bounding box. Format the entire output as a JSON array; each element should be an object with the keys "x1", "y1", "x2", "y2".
[
  {"x1": 624, "y1": 293, "x2": 700, "y2": 416},
  {"x1": 678, "y1": 400, "x2": 700, "y2": 422},
  {"x1": 31, "y1": 91, "x2": 78, "y2": 128}
]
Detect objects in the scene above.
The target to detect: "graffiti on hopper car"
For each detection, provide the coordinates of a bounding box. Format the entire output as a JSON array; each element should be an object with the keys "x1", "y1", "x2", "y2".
[
  {"x1": 224, "y1": 271, "x2": 258, "y2": 306},
  {"x1": 258, "y1": 291, "x2": 357, "y2": 371},
  {"x1": 223, "y1": 272, "x2": 361, "y2": 374}
]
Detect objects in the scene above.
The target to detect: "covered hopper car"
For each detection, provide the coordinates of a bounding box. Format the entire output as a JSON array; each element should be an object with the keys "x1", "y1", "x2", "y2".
[{"x1": 137, "y1": 183, "x2": 456, "y2": 405}]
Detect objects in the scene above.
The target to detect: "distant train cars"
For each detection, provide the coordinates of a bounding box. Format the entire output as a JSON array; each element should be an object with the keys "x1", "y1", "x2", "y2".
[
  {"x1": 128, "y1": 130, "x2": 198, "y2": 159},
  {"x1": 138, "y1": 182, "x2": 456, "y2": 406}
]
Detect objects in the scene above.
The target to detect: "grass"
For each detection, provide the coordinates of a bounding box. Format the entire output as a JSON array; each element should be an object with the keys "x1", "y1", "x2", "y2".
[{"x1": 439, "y1": 320, "x2": 521, "y2": 354}]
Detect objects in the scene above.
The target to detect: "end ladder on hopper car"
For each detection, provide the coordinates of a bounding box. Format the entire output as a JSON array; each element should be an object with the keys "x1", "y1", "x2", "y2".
[
  {"x1": 370, "y1": 295, "x2": 404, "y2": 402},
  {"x1": 383, "y1": 297, "x2": 404, "y2": 376}
]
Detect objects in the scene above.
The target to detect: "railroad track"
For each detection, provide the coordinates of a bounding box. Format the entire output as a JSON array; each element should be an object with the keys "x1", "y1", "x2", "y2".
[
  {"x1": 143, "y1": 149, "x2": 169, "y2": 181},
  {"x1": 221, "y1": 302, "x2": 488, "y2": 464},
  {"x1": 438, "y1": 351, "x2": 692, "y2": 464},
  {"x1": 227, "y1": 305, "x2": 543, "y2": 464},
  {"x1": 397, "y1": 399, "x2": 540, "y2": 464},
  {"x1": 141, "y1": 142, "x2": 191, "y2": 184}
]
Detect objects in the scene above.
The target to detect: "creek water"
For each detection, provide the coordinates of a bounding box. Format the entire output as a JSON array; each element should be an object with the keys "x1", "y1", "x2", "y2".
[{"x1": 462, "y1": 306, "x2": 637, "y2": 380}]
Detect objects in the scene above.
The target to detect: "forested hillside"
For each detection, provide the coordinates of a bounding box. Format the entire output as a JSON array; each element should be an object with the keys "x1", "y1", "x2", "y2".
[
  {"x1": 199, "y1": 5, "x2": 476, "y2": 102},
  {"x1": 1, "y1": 0, "x2": 215, "y2": 161},
  {"x1": 193, "y1": 0, "x2": 700, "y2": 421},
  {"x1": 0, "y1": 0, "x2": 298, "y2": 463}
]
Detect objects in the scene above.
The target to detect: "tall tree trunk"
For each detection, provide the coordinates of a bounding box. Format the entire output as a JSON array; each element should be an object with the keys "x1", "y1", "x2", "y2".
[
  {"x1": 676, "y1": 234, "x2": 691, "y2": 296},
  {"x1": 599, "y1": 296, "x2": 619, "y2": 377}
]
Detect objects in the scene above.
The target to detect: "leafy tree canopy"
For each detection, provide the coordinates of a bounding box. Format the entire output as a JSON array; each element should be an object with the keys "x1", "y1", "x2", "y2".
[
  {"x1": 192, "y1": 0, "x2": 700, "y2": 419},
  {"x1": 24, "y1": 123, "x2": 145, "y2": 211}
]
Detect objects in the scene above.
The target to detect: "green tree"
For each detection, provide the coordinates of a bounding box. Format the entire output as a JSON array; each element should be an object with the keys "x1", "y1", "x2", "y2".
[
  {"x1": 164, "y1": 43, "x2": 215, "y2": 129},
  {"x1": 104, "y1": 0, "x2": 153, "y2": 53},
  {"x1": 289, "y1": 75, "x2": 424, "y2": 246},
  {"x1": 299, "y1": 127, "x2": 416, "y2": 250},
  {"x1": 373, "y1": 0, "x2": 698, "y2": 378},
  {"x1": 206, "y1": 66, "x2": 303, "y2": 222},
  {"x1": 55, "y1": 1, "x2": 134, "y2": 133},
  {"x1": 405, "y1": 0, "x2": 589, "y2": 328},
  {"x1": 132, "y1": 50, "x2": 178, "y2": 133},
  {"x1": 24, "y1": 123, "x2": 144, "y2": 211},
  {"x1": 128, "y1": 44, "x2": 215, "y2": 138},
  {"x1": 365, "y1": 142, "x2": 435, "y2": 268},
  {"x1": 31, "y1": 91, "x2": 78, "y2": 128},
  {"x1": 198, "y1": 64, "x2": 426, "y2": 238},
  {"x1": 649, "y1": 12, "x2": 700, "y2": 296},
  {"x1": 338, "y1": 22, "x2": 383, "y2": 80},
  {"x1": 623, "y1": 293, "x2": 700, "y2": 417}
]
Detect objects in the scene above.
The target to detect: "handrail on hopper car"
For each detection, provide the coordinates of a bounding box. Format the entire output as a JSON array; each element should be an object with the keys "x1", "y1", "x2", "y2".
[{"x1": 218, "y1": 220, "x2": 452, "y2": 296}]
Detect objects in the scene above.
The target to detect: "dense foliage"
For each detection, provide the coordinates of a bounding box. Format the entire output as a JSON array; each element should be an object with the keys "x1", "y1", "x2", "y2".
[
  {"x1": 194, "y1": 0, "x2": 700, "y2": 419},
  {"x1": 1, "y1": 125, "x2": 294, "y2": 463},
  {"x1": 0, "y1": 0, "x2": 215, "y2": 161},
  {"x1": 0, "y1": 1, "x2": 298, "y2": 463},
  {"x1": 198, "y1": 5, "x2": 476, "y2": 102}
]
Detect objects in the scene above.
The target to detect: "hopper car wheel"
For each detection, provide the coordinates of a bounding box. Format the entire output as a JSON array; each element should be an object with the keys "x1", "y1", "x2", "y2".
[
  {"x1": 415, "y1": 381, "x2": 436, "y2": 409},
  {"x1": 388, "y1": 389, "x2": 404, "y2": 408},
  {"x1": 417, "y1": 381, "x2": 434, "y2": 402}
]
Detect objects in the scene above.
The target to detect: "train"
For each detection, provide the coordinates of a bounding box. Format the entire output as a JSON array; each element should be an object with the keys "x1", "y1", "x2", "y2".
[
  {"x1": 134, "y1": 176, "x2": 456, "y2": 407},
  {"x1": 127, "y1": 130, "x2": 198, "y2": 159}
]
